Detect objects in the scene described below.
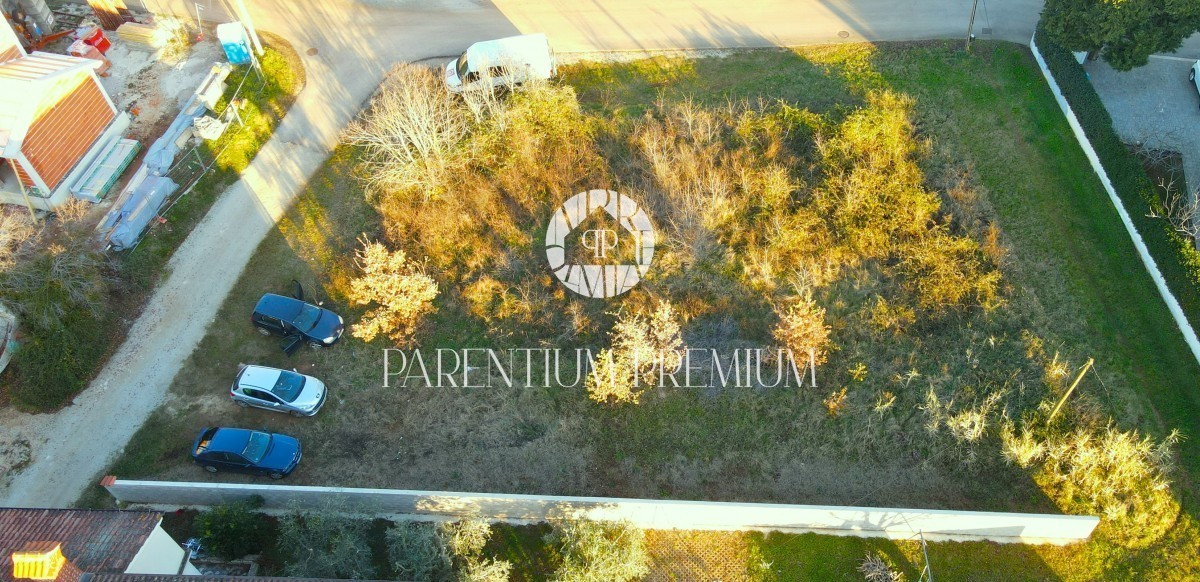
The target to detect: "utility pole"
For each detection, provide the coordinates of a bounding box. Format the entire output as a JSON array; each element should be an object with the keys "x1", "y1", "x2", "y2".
[
  {"x1": 232, "y1": 0, "x2": 263, "y2": 55},
  {"x1": 965, "y1": 0, "x2": 979, "y2": 50}
]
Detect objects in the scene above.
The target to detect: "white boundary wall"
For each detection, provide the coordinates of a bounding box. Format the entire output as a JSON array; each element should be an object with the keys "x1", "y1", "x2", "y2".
[
  {"x1": 1029, "y1": 36, "x2": 1200, "y2": 365},
  {"x1": 104, "y1": 479, "x2": 1099, "y2": 545}
]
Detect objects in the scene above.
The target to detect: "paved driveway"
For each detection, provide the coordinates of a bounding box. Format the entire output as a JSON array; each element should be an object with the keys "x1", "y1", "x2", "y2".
[{"x1": 1085, "y1": 56, "x2": 1200, "y2": 204}]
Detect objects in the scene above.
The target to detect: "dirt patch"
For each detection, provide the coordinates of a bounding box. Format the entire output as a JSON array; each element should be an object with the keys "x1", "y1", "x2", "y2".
[
  {"x1": 100, "y1": 33, "x2": 224, "y2": 143},
  {"x1": 0, "y1": 435, "x2": 32, "y2": 487}
]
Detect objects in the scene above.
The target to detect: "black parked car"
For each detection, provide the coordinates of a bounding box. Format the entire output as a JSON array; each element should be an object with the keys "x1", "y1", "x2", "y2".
[
  {"x1": 191, "y1": 427, "x2": 302, "y2": 479},
  {"x1": 252, "y1": 293, "x2": 344, "y2": 348}
]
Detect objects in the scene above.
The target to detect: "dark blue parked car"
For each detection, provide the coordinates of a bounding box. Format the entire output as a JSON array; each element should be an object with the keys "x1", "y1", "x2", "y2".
[
  {"x1": 252, "y1": 293, "x2": 344, "y2": 349},
  {"x1": 191, "y1": 427, "x2": 302, "y2": 479}
]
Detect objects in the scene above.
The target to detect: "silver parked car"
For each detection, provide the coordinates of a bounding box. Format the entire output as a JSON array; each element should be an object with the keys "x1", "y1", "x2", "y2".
[{"x1": 230, "y1": 365, "x2": 327, "y2": 417}]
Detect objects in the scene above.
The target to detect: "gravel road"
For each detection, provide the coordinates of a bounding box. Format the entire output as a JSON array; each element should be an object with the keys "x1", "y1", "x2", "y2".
[{"x1": 0, "y1": 0, "x2": 517, "y2": 507}]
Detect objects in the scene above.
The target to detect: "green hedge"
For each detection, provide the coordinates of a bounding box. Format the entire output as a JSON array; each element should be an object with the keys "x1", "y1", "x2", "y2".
[
  {"x1": 10, "y1": 308, "x2": 109, "y2": 410},
  {"x1": 1034, "y1": 25, "x2": 1200, "y2": 337}
]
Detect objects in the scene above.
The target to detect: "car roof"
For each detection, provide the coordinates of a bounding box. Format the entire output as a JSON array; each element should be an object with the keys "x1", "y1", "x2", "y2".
[
  {"x1": 255, "y1": 293, "x2": 306, "y2": 319},
  {"x1": 207, "y1": 427, "x2": 256, "y2": 453},
  {"x1": 239, "y1": 365, "x2": 284, "y2": 390}
]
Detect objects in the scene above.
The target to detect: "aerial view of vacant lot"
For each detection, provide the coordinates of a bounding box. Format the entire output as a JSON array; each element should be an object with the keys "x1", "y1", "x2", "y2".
[{"x1": 97, "y1": 40, "x2": 1200, "y2": 578}]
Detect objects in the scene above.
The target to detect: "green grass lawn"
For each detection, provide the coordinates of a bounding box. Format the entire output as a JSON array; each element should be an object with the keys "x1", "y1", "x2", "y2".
[
  {"x1": 88, "y1": 41, "x2": 1200, "y2": 579},
  {"x1": 567, "y1": 44, "x2": 1200, "y2": 470}
]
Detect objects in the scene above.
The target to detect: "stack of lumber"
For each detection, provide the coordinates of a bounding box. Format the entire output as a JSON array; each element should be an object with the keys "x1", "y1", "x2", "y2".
[
  {"x1": 116, "y1": 22, "x2": 167, "y2": 49},
  {"x1": 86, "y1": 0, "x2": 132, "y2": 30}
]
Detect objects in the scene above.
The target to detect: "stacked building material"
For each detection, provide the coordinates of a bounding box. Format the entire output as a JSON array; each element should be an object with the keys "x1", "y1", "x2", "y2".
[
  {"x1": 15, "y1": 0, "x2": 53, "y2": 32},
  {"x1": 106, "y1": 173, "x2": 177, "y2": 250},
  {"x1": 71, "y1": 137, "x2": 139, "y2": 202},
  {"x1": 86, "y1": 0, "x2": 132, "y2": 30},
  {"x1": 115, "y1": 21, "x2": 166, "y2": 49}
]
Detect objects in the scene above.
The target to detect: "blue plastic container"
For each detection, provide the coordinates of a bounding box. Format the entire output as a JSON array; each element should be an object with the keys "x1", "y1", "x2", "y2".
[{"x1": 217, "y1": 22, "x2": 251, "y2": 65}]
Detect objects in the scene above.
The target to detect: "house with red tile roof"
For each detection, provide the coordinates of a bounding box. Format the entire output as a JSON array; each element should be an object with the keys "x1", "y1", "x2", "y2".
[
  {"x1": 0, "y1": 20, "x2": 130, "y2": 212},
  {"x1": 0, "y1": 508, "x2": 199, "y2": 581}
]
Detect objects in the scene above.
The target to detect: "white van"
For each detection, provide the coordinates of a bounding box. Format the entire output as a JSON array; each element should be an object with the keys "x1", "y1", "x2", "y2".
[{"x1": 444, "y1": 33, "x2": 555, "y2": 93}]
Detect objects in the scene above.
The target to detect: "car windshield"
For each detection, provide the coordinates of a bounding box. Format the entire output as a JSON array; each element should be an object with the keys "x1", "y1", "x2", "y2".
[
  {"x1": 292, "y1": 303, "x2": 322, "y2": 331},
  {"x1": 456, "y1": 52, "x2": 469, "y2": 80},
  {"x1": 242, "y1": 431, "x2": 271, "y2": 464},
  {"x1": 271, "y1": 370, "x2": 306, "y2": 403}
]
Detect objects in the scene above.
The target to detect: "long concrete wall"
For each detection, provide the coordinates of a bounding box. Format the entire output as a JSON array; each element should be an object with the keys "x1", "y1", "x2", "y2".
[
  {"x1": 1029, "y1": 36, "x2": 1200, "y2": 366},
  {"x1": 103, "y1": 478, "x2": 1099, "y2": 545}
]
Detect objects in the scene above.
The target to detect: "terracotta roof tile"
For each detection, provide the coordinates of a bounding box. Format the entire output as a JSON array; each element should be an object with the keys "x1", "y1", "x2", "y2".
[{"x1": 0, "y1": 508, "x2": 161, "y2": 581}]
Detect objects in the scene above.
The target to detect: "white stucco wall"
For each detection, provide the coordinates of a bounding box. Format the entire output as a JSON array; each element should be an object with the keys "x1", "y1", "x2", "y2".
[
  {"x1": 1029, "y1": 36, "x2": 1200, "y2": 366},
  {"x1": 105, "y1": 479, "x2": 1100, "y2": 545},
  {"x1": 123, "y1": 522, "x2": 192, "y2": 575}
]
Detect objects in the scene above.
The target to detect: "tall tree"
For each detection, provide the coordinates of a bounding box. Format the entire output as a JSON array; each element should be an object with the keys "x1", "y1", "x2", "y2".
[{"x1": 1041, "y1": 0, "x2": 1200, "y2": 70}]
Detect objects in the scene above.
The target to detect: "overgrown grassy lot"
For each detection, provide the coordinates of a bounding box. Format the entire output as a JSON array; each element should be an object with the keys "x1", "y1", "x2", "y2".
[
  {"x1": 0, "y1": 31, "x2": 303, "y2": 410},
  {"x1": 92, "y1": 41, "x2": 1200, "y2": 578}
]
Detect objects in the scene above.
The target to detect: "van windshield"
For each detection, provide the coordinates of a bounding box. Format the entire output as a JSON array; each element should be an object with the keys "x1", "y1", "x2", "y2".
[{"x1": 456, "y1": 52, "x2": 469, "y2": 81}]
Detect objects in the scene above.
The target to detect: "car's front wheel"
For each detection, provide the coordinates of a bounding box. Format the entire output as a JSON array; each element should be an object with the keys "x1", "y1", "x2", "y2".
[
  {"x1": 1190, "y1": 68, "x2": 1196, "y2": 82},
  {"x1": 269, "y1": 472, "x2": 284, "y2": 479},
  {"x1": 308, "y1": 341, "x2": 324, "y2": 349},
  {"x1": 289, "y1": 410, "x2": 304, "y2": 418},
  {"x1": 203, "y1": 465, "x2": 218, "y2": 473},
  {"x1": 256, "y1": 327, "x2": 271, "y2": 336}
]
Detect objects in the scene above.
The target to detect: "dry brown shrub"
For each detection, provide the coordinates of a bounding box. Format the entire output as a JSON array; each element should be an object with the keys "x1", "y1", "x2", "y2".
[
  {"x1": 1000, "y1": 420, "x2": 1046, "y2": 468},
  {"x1": 1039, "y1": 425, "x2": 1181, "y2": 547},
  {"x1": 347, "y1": 237, "x2": 438, "y2": 345},
  {"x1": 772, "y1": 295, "x2": 832, "y2": 366},
  {"x1": 898, "y1": 228, "x2": 1002, "y2": 312},
  {"x1": 586, "y1": 301, "x2": 685, "y2": 405},
  {"x1": 344, "y1": 63, "x2": 471, "y2": 200},
  {"x1": 0, "y1": 208, "x2": 39, "y2": 273},
  {"x1": 823, "y1": 387, "x2": 848, "y2": 417},
  {"x1": 859, "y1": 551, "x2": 904, "y2": 582},
  {"x1": 868, "y1": 296, "x2": 915, "y2": 334}
]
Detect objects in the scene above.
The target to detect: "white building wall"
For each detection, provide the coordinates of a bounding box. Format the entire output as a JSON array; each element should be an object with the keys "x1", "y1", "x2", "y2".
[
  {"x1": 105, "y1": 479, "x2": 1100, "y2": 546},
  {"x1": 124, "y1": 522, "x2": 194, "y2": 575}
]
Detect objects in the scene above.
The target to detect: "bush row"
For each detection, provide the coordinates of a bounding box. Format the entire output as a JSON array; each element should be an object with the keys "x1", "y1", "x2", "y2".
[{"x1": 1033, "y1": 25, "x2": 1200, "y2": 334}]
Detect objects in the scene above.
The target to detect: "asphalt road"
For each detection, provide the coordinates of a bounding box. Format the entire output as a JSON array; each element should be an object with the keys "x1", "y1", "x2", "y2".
[{"x1": 1085, "y1": 56, "x2": 1200, "y2": 219}]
